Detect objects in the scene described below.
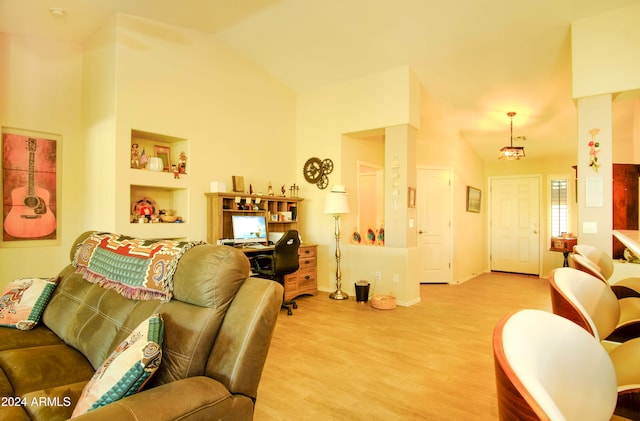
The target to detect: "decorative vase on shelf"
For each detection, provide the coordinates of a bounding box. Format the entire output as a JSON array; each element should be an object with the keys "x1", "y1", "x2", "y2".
[{"x1": 148, "y1": 157, "x2": 163, "y2": 172}]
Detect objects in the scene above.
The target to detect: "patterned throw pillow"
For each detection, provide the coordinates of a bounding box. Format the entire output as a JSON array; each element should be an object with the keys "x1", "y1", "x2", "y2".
[
  {"x1": 0, "y1": 277, "x2": 58, "y2": 330},
  {"x1": 71, "y1": 314, "x2": 164, "y2": 417}
]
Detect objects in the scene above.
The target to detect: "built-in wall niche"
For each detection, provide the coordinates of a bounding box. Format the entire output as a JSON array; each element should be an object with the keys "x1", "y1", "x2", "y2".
[
  {"x1": 130, "y1": 185, "x2": 189, "y2": 224},
  {"x1": 342, "y1": 129, "x2": 385, "y2": 245},
  {"x1": 130, "y1": 129, "x2": 188, "y2": 174},
  {"x1": 358, "y1": 161, "x2": 384, "y2": 239},
  {"x1": 127, "y1": 129, "x2": 190, "y2": 239}
]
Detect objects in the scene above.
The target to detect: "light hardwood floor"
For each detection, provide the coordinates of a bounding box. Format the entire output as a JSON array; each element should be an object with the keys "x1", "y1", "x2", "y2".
[{"x1": 254, "y1": 272, "x2": 551, "y2": 420}]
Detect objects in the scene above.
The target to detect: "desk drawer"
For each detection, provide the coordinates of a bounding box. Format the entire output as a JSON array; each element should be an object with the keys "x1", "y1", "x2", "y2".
[
  {"x1": 299, "y1": 256, "x2": 316, "y2": 269},
  {"x1": 285, "y1": 268, "x2": 316, "y2": 300},
  {"x1": 283, "y1": 245, "x2": 317, "y2": 301},
  {"x1": 299, "y1": 246, "x2": 316, "y2": 258},
  {"x1": 297, "y1": 267, "x2": 316, "y2": 287}
]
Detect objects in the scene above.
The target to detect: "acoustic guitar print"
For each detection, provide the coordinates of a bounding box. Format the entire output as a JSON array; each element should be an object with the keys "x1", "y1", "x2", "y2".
[{"x1": 4, "y1": 138, "x2": 56, "y2": 238}]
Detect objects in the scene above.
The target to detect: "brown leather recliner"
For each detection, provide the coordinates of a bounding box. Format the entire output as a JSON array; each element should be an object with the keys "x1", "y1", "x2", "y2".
[{"x1": 0, "y1": 231, "x2": 283, "y2": 420}]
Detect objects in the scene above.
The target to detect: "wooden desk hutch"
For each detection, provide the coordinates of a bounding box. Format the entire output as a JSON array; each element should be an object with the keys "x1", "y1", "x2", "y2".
[{"x1": 204, "y1": 192, "x2": 317, "y2": 301}]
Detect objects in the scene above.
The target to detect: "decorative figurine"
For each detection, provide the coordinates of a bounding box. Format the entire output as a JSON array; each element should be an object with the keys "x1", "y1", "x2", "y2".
[
  {"x1": 377, "y1": 227, "x2": 385, "y2": 246},
  {"x1": 367, "y1": 228, "x2": 375, "y2": 245},
  {"x1": 172, "y1": 164, "x2": 179, "y2": 179},
  {"x1": 131, "y1": 144, "x2": 140, "y2": 168},
  {"x1": 268, "y1": 182, "x2": 274, "y2": 196},
  {"x1": 178, "y1": 151, "x2": 187, "y2": 174},
  {"x1": 281, "y1": 184, "x2": 286, "y2": 197},
  {"x1": 138, "y1": 204, "x2": 152, "y2": 222}
]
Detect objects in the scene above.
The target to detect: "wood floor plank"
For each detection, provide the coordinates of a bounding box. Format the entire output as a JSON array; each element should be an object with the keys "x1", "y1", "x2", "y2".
[{"x1": 255, "y1": 272, "x2": 551, "y2": 420}]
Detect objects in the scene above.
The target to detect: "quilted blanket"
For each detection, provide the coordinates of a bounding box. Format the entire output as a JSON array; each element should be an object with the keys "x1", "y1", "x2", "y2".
[{"x1": 73, "y1": 232, "x2": 204, "y2": 302}]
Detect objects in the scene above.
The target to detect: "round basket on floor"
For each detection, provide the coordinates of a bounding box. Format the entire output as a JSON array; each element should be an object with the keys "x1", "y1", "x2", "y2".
[{"x1": 371, "y1": 294, "x2": 396, "y2": 310}]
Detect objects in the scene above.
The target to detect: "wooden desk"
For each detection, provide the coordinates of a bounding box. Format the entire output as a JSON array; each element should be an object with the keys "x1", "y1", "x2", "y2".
[{"x1": 242, "y1": 244, "x2": 318, "y2": 301}]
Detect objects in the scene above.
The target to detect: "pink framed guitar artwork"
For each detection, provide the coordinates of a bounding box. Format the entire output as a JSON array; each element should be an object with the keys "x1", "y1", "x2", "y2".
[{"x1": 2, "y1": 132, "x2": 57, "y2": 241}]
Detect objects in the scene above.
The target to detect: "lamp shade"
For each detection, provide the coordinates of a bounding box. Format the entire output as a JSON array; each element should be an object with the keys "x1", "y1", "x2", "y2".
[
  {"x1": 498, "y1": 112, "x2": 525, "y2": 160},
  {"x1": 498, "y1": 146, "x2": 525, "y2": 160},
  {"x1": 324, "y1": 185, "x2": 350, "y2": 214}
]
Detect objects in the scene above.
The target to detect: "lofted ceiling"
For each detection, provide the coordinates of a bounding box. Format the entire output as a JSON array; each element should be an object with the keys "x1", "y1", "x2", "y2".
[{"x1": 1, "y1": 0, "x2": 639, "y2": 162}]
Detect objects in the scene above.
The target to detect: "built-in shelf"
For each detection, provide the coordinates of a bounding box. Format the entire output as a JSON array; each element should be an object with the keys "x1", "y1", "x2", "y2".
[
  {"x1": 131, "y1": 129, "x2": 188, "y2": 174},
  {"x1": 205, "y1": 192, "x2": 303, "y2": 243},
  {"x1": 128, "y1": 169, "x2": 189, "y2": 188},
  {"x1": 128, "y1": 129, "x2": 190, "y2": 239}
]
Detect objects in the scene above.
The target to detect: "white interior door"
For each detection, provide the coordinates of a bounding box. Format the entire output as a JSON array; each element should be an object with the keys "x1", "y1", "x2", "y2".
[
  {"x1": 490, "y1": 176, "x2": 541, "y2": 275},
  {"x1": 417, "y1": 168, "x2": 452, "y2": 283}
]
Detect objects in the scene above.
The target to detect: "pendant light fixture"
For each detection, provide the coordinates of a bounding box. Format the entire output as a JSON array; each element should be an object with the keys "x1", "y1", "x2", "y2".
[{"x1": 498, "y1": 111, "x2": 525, "y2": 160}]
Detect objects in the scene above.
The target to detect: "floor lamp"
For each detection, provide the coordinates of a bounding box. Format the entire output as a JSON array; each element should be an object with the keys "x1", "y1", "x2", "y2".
[{"x1": 324, "y1": 185, "x2": 350, "y2": 300}]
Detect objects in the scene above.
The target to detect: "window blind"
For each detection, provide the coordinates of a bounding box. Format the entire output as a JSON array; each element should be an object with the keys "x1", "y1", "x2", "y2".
[{"x1": 551, "y1": 179, "x2": 568, "y2": 237}]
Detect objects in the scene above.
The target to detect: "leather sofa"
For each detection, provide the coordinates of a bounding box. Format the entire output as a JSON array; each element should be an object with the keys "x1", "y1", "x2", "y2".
[{"x1": 0, "y1": 231, "x2": 283, "y2": 420}]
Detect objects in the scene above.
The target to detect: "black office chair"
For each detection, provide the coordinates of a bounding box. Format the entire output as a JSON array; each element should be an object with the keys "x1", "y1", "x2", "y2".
[{"x1": 252, "y1": 230, "x2": 300, "y2": 315}]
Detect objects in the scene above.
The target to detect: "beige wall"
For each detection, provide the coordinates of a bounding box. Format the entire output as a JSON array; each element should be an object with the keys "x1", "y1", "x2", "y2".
[
  {"x1": 82, "y1": 15, "x2": 118, "y2": 230},
  {"x1": 0, "y1": 33, "x2": 85, "y2": 282},
  {"x1": 612, "y1": 99, "x2": 640, "y2": 164},
  {"x1": 82, "y1": 15, "x2": 297, "y2": 242},
  {"x1": 572, "y1": 3, "x2": 640, "y2": 99}
]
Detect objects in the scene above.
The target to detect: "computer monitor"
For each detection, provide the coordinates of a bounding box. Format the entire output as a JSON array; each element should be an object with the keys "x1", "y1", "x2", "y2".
[{"x1": 231, "y1": 215, "x2": 267, "y2": 244}]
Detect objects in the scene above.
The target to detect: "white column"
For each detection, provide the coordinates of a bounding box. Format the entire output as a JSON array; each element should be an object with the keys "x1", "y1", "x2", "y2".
[{"x1": 576, "y1": 94, "x2": 613, "y2": 253}]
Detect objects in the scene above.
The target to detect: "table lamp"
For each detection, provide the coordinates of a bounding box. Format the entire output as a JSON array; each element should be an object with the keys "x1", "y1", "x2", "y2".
[{"x1": 324, "y1": 185, "x2": 350, "y2": 300}]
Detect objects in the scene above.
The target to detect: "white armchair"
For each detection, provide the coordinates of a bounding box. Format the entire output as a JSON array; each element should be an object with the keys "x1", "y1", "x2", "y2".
[
  {"x1": 493, "y1": 309, "x2": 617, "y2": 420},
  {"x1": 573, "y1": 244, "x2": 640, "y2": 299},
  {"x1": 549, "y1": 267, "x2": 640, "y2": 419}
]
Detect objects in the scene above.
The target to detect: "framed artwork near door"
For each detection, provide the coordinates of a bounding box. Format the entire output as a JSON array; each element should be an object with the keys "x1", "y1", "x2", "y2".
[{"x1": 466, "y1": 186, "x2": 481, "y2": 213}]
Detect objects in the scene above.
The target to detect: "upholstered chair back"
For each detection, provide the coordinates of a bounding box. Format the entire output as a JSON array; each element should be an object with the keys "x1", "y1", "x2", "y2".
[
  {"x1": 493, "y1": 309, "x2": 617, "y2": 420},
  {"x1": 549, "y1": 267, "x2": 620, "y2": 342},
  {"x1": 574, "y1": 244, "x2": 615, "y2": 280}
]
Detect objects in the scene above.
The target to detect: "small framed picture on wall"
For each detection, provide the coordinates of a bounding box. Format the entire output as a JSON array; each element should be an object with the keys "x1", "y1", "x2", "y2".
[
  {"x1": 466, "y1": 186, "x2": 481, "y2": 213},
  {"x1": 232, "y1": 176, "x2": 245, "y2": 193},
  {"x1": 408, "y1": 187, "x2": 416, "y2": 208}
]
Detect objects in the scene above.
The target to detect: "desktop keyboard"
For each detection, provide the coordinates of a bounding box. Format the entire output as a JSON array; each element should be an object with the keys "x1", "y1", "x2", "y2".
[{"x1": 234, "y1": 243, "x2": 269, "y2": 249}]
